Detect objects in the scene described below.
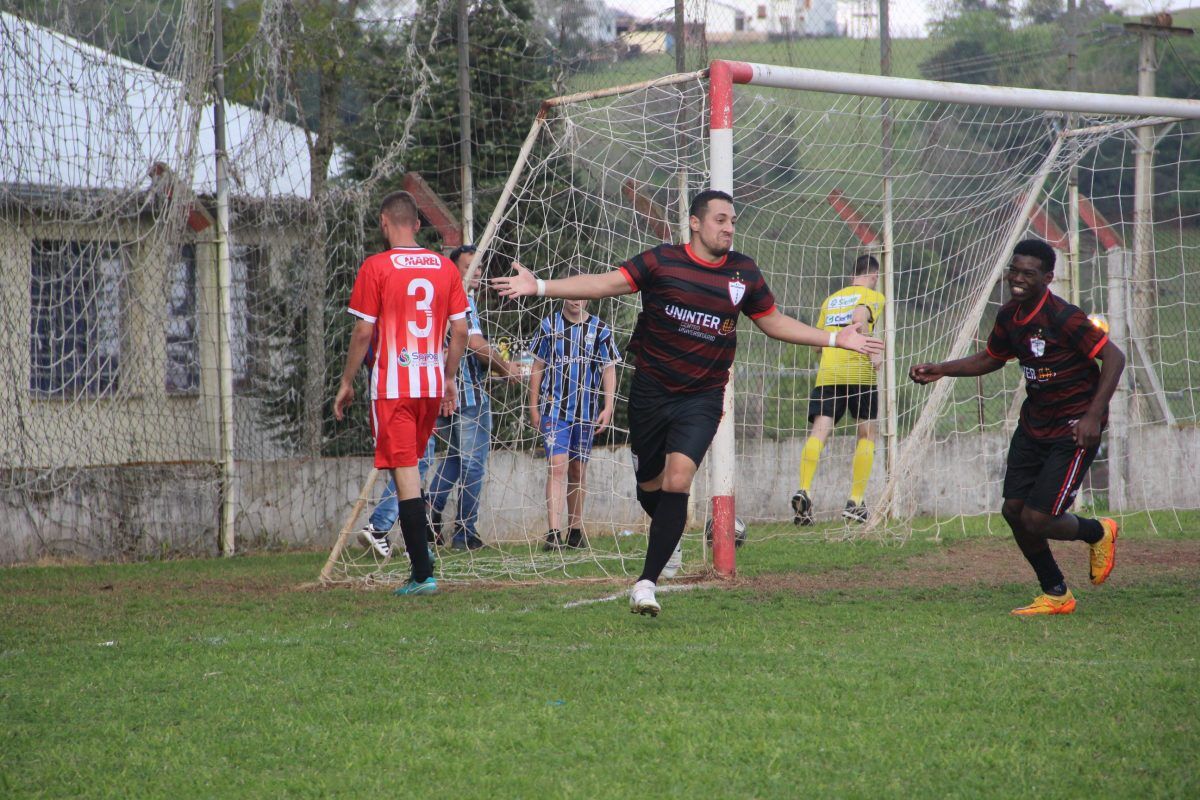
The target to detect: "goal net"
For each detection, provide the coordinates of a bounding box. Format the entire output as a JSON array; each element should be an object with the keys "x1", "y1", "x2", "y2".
[{"x1": 322, "y1": 61, "x2": 1200, "y2": 586}]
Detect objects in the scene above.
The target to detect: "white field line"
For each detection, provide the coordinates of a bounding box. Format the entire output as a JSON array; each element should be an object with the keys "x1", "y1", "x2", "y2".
[{"x1": 563, "y1": 582, "x2": 704, "y2": 609}]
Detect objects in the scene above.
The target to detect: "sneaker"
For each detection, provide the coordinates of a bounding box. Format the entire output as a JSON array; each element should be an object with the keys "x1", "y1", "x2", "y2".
[
  {"x1": 661, "y1": 543, "x2": 683, "y2": 579},
  {"x1": 358, "y1": 524, "x2": 392, "y2": 559},
  {"x1": 1010, "y1": 589, "x2": 1076, "y2": 616},
  {"x1": 1089, "y1": 518, "x2": 1118, "y2": 585},
  {"x1": 629, "y1": 579, "x2": 660, "y2": 617},
  {"x1": 842, "y1": 501, "x2": 868, "y2": 524},
  {"x1": 452, "y1": 534, "x2": 485, "y2": 551},
  {"x1": 542, "y1": 529, "x2": 562, "y2": 551},
  {"x1": 791, "y1": 489, "x2": 813, "y2": 526},
  {"x1": 393, "y1": 576, "x2": 437, "y2": 596},
  {"x1": 565, "y1": 528, "x2": 587, "y2": 549}
]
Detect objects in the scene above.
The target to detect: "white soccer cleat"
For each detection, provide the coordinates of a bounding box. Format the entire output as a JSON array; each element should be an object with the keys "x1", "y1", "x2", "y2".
[
  {"x1": 358, "y1": 524, "x2": 392, "y2": 560},
  {"x1": 629, "y1": 579, "x2": 660, "y2": 617},
  {"x1": 661, "y1": 543, "x2": 683, "y2": 579}
]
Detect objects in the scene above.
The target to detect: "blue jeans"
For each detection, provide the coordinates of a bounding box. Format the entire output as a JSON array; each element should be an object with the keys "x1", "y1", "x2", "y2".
[{"x1": 369, "y1": 401, "x2": 491, "y2": 538}]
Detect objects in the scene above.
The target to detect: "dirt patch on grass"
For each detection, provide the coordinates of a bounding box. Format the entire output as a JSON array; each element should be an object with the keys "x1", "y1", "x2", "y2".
[{"x1": 741, "y1": 537, "x2": 1200, "y2": 596}]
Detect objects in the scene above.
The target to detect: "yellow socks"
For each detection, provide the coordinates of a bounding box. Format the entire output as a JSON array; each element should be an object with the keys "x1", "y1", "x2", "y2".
[
  {"x1": 799, "y1": 436, "x2": 824, "y2": 492},
  {"x1": 849, "y1": 438, "x2": 875, "y2": 504}
]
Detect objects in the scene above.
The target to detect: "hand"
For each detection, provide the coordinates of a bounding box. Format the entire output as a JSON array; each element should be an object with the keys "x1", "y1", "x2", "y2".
[
  {"x1": 334, "y1": 382, "x2": 354, "y2": 420},
  {"x1": 594, "y1": 405, "x2": 613, "y2": 435},
  {"x1": 869, "y1": 350, "x2": 884, "y2": 370},
  {"x1": 440, "y1": 383, "x2": 458, "y2": 417},
  {"x1": 908, "y1": 363, "x2": 943, "y2": 384},
  {"x1": 834, "y1": 322, "x2": 884, "y2": 356},
  {"x1": 529, "y1": 408, "x2": 541, "y2": 432},
  {"x1": 492, "y1": 261, "x2": 537, "y2": 299},
  {"x1": 1071, "y1": 412, "x2": 1102, "y2": 448}
]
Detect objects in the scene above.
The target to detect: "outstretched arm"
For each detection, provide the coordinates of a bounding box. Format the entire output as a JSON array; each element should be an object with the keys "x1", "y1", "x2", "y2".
[
  {"x1": 492, "y1": 261, "x2": 634, "y2": 300},
  {"x1": 753, "y1": 309, "x2": 884, "y2": 356},
  {"x1": 909, "y1": 351, "x2": 1005, "y2": 384}
]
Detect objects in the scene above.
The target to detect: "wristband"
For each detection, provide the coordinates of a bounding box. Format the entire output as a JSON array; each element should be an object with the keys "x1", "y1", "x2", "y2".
[
  {"x1": 535, "y1": 278, "x2": 546, "y2": 297},
  {"x1": 828, "y1": 330, "x2": 837, "y2": 348}
]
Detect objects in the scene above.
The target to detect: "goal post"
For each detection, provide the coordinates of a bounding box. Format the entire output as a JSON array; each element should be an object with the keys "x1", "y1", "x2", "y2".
[{"x1": 321, "y1": 61, "x2": 1200, "y2": 587}]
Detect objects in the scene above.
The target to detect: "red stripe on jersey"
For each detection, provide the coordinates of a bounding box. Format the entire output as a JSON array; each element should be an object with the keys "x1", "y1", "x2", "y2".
[
  {"x1": 1087, "y1": 334, "x2": 1109, "y2": 359},
  {"x1": 1012, "y1": 291, "x2": 1050, "y2": 325},
  {"x1": 748, "y1": 304, "x2": 776, "y2": 320},
  {"x1": 684, "y1": 243, "x2": 727, "y2": 268},
  {"x1": 618, "y1": 265, "x2": 638, "y2": 290}
]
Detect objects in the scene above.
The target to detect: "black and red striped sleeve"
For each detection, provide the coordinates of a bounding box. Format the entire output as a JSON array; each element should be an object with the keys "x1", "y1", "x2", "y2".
[
  {"x1": 985, "y1": 314, "x2": 1014, "y2": 361},
  {"x1": 1064, "y1": 307, "x2": 1109, "y2": 359}
]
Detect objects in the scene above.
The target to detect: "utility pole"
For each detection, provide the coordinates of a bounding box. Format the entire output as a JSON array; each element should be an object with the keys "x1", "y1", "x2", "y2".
[
  {"x1": 213, "y1": 0, "x2": 237, "y2": 556},
  {"x1": 458, "y1": 0, "x2": 474, "y2": 242},
  {"x1": 1064, "y1": 0, "x2": 1080, "y2": 307},
  {"x1": 879, "y1": 0, "x2": 898, "y2": 483},
  {"x1": 674, "y1": 0, "x2": 685, "y2": 72},
  {"x1": 1123, "y1": 15, "x2": 1193, "y2": 367}
]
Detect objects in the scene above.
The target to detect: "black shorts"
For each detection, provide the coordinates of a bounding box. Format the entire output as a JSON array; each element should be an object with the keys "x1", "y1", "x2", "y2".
[
  {"x1": 628, "y1": 371, "x2": 724, "y2": 484},
  {"x1": 1003, "y1": 425, "x2": 1099, "y2": 516},
  {"x1": 808, "y1": 384, "x2": 878, "y2": 424}
]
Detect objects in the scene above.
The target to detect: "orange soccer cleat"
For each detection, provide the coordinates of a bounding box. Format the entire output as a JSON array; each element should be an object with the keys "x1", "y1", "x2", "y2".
[
  {"x1": 1089, "y1": 518, "x2": 1118, "y2": 585},
  {"x1": 1011, "y1": 590, "x2": 1077, "y2": 616}
]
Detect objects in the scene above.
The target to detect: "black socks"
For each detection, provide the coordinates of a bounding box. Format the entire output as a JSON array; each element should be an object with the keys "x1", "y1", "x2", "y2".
[
  {"x1": 1076, "y1": 517, "x2": 1105, "y2": 545},
  {"x1": 636, "y1": 486, "x2": 662, "y2": 517},
  {"x1": 399, "y1": 497, "x2": 433, "y2": 582},
  {"x1": 638, "y1": 491, "x2": 688, "y2": 583}
]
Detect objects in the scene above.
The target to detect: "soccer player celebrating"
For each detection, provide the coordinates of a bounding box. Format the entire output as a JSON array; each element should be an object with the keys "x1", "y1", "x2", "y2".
[
  {"x1": 529, "y1": 299, "x2": 620, "y2": 550},
  {"x1": 334, "y1": 191, "x2": 469, "y2": 596},
  {"x1": 792, "y1": 254, "x2": 886, "y2": 525},
  {"x1": 909, "y1": 239, "x2": 1123, "y2": 616},
  {"x1": 494, "y1": 190, "x2": 883, "y2": 616}
]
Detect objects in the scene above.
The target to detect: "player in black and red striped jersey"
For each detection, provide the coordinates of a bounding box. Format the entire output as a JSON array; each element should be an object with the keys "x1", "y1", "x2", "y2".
[
  {"x1": 910, "y1": 239, "x2": 1125, "y2": 616},
  {"x1": 495, "y1": 190, "x2": 883, "y2": 616}
]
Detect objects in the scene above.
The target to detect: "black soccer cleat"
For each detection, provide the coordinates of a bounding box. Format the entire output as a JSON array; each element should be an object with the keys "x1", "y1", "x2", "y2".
[
  {"x1": 542, "y1": 529, "x2": 563, "y2": 551},
  {"x1": 842, "y1": 501, "x2": 868, "y2": 524},
  {"x1": 791, "y1": 490, "x2": 814, "y2": 526}
]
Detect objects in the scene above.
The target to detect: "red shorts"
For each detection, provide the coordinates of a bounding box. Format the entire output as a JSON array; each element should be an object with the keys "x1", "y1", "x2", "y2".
[{"x1": 371, "y1": 397, "x2": 441, "y2": 469}]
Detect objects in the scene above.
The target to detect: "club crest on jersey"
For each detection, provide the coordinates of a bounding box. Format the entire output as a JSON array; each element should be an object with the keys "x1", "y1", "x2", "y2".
[
  {"x1": 728, "y1": 279, "x2": 745, "y2": 305},
  {"x1": 1029, "y1": 336, "x2": 1045, "y2": 357}
]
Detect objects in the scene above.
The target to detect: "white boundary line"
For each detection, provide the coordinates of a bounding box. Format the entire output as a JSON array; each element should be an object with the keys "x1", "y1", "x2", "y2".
[{"x1": 563, "y1": 582, "x2": 705, "y2": 609}]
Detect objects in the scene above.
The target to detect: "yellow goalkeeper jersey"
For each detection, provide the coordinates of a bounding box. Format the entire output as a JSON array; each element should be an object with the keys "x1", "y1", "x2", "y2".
[{"x1": 814, "y1": 284, "x2": 886, "y2": 387}]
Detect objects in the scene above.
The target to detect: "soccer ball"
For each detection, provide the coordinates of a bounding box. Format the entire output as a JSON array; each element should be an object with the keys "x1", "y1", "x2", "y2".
[
  {"x1": 704, "y1": 516, "x2": 747, "y2": 548},
  {"x1": 1088, "y1": 314, "x2": 1110, "y2": 334}
]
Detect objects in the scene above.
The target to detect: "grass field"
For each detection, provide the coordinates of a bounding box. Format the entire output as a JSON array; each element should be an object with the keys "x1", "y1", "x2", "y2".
[{"x1": 3, "y1": 514, "x2": 1198, "y2": 798}]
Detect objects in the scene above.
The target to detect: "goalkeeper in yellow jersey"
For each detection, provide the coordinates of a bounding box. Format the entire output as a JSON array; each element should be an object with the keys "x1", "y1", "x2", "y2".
[{"x1": 792, "y1": 255, "x2": 885, "y2": 525}]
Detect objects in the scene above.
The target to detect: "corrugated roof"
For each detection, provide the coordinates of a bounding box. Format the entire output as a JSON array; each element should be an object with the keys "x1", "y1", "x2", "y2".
[{"x1": 0, "y1": 12, "x2": 342, "y2": 200}]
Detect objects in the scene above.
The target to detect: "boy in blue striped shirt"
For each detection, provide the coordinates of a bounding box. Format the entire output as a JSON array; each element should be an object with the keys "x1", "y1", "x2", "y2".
[{"x1": 529, "y1": 299, "x2": 620, "y2": 549}]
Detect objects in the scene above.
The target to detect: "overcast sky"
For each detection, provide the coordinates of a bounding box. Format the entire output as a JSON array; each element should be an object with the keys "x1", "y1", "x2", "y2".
[{"x1": 600, "y1": 0, "x2": 1200, "y2": 38}]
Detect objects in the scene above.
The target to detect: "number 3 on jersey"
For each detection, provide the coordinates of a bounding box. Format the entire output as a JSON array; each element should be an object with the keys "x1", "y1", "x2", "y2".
[{"x1": 408, "y1": 278, "x2": 434, "y2": 339}]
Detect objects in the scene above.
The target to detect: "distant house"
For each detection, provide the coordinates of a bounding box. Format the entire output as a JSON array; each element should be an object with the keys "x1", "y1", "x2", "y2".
[{"x1": 0, "y1": 13, "x2": 341, "y2": 560}]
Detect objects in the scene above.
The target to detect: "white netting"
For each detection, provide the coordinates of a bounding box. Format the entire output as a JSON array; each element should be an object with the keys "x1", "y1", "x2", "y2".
[
  {"x1": 1, "y1": 0, "x2": 556, "y2": 562},
  {"x1": 320, "y1": 71, "x2": 1200, "y2": 585}
]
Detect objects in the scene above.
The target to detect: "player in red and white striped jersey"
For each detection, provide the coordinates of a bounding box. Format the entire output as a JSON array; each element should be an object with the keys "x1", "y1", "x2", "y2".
[{"x1": 335, "y1": 190, "x2": 469, "y2": 596}]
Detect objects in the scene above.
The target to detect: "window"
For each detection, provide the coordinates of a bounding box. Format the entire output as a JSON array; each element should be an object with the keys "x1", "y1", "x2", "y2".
[
  {"x1": 165, "y1": 244, "x2": 199, "y2": 395},
  {"x1": 757, "y1": 4, "x2": 767, "y2": 19},
  {"x1": 30, "y1": 240, "x2": 124, "y2": 397},
  {"x1": 230, "y1": 243, "x2": 265, "y2": 390}
]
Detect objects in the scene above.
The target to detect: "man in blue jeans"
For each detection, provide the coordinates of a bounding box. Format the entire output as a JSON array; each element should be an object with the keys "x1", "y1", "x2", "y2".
[{"x1": 359, "y1": 244, "x2": 519, "y2": 556}]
